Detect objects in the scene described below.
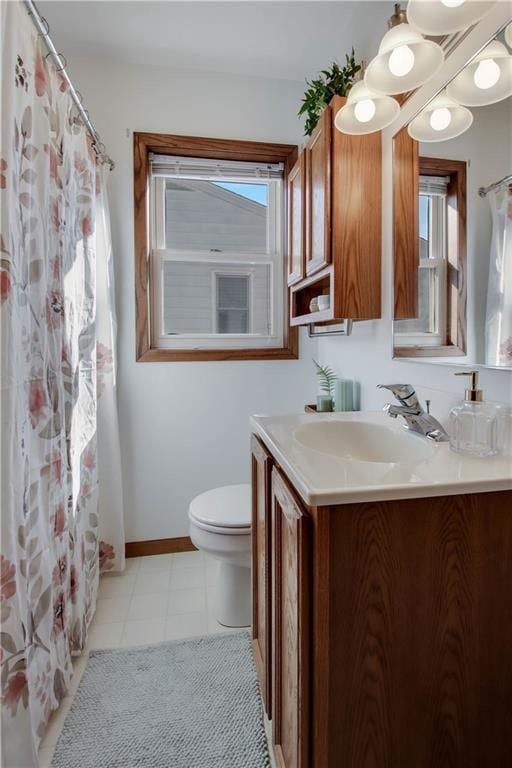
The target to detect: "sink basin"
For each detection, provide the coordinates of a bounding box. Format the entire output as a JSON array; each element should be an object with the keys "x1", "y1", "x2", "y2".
[{"x1": 293, "y1": 420, "x2": 435, "y2": 464}]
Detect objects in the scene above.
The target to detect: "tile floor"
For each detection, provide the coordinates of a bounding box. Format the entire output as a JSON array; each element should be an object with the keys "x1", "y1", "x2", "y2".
[{"x1": 38, "y1": 550, "x2": 243, "y2": 767}]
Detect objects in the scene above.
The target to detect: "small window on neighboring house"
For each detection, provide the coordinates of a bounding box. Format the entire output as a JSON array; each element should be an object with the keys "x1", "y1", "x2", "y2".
[{"x1": 215, "y1": 273, "x2": 251, "y2": 334}]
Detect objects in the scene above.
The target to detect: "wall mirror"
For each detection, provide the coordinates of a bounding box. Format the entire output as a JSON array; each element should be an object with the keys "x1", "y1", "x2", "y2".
[{"x1": 392, "y1": 24, "x2": 512, "y2": 370}]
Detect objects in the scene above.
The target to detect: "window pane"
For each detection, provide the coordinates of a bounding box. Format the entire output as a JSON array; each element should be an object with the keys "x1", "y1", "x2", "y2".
[
  {"x1": 213, "y1": 182, "x2": 267, "y2": 205},
  {"x1": 165, "y1": 179, "x2": 268, "y2": 252},
  {"x1": 217, "y1": 274, "x2": 248, "y2": 310},
  {"x1": 394, "y1": 267, "x2": 433, "y2": 334},
  {"x1": 419, "y1": 194, "x2": 430, "y2": 259},
  {"x1": 217, "y1": 309, "x2": 248, "y2": 334},
  {"x1": 216, "y1": 275, "x2": 249, "y2": 333},
  {"x1": 163, "y1": 261, "x2": 271, "y2": 336}
]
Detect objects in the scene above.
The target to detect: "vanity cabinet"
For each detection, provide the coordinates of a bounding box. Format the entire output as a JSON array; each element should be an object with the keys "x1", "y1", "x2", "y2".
[
  {"x1": 251, "y1": 432, "x2": 512, "y2": 768},
  {"x1": 289, "y1": 95, "x2": 381, "y2": 326}
]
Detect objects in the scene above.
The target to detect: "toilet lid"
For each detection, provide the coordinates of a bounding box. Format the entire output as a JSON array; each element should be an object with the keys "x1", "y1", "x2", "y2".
[{"x1": 189, "y1": 484, "x2": 251, "y2": 529}]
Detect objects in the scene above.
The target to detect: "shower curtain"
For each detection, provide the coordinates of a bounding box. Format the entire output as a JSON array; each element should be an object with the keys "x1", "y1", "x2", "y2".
[
  {"x1": 485, "y1": 184, "x2": 512, "y2": 367},
  {"x1": 1, "y1": 3, "x2": 124, "y2": 765}
]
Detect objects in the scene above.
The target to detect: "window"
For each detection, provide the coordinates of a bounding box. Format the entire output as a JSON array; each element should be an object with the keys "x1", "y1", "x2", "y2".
[
  {"x1": 134, "y1": 133, "x2": 298, "y2": 361},
  {"x1": 394, "y1": 175, "x2": 448, "y2": 346},
  {"x1": 215, "y1": 273, "x2": 251, "y2": 334},
  {"x1": 151, "y1": 155, "x2": 281, "y2": 348},
  {"x1": 394, "y1": 157, "x2": 467, "y2": 357}
]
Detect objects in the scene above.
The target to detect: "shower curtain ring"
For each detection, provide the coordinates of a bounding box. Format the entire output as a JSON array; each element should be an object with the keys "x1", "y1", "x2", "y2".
[
  {"x1": 38, "y1": 16, "x2": 50, "y2": 36},
  {"x1": 56, "y1": 53, "x2": 67, "y2": 71},
  {"x1": 46, "y1": 52, "x2": 67, "y2": 72}
]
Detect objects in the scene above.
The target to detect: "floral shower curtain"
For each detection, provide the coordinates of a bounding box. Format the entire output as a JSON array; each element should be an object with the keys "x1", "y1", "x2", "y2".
[
  {"x1": 1, "y1": 3, "x2": 124, "y2": 766},
  {"x1": 485, "y1": 184, "x2": 512, "y2": 367}
]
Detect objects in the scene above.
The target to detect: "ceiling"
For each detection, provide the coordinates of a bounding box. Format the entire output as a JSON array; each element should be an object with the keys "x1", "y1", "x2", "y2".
[{"x1": 37, "y1": 1, "x2": 391, "y2": 82}]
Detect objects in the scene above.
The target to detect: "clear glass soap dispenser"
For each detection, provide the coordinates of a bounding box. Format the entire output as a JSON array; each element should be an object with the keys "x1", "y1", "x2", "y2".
[{"x1": 448, "y1": 371, "x2": 502, "y2": 458}]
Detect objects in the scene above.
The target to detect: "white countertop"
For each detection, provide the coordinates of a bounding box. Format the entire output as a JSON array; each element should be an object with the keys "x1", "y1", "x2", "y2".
[{"x1": 250, "y1": 410, "x2": 512, "y2": 507}]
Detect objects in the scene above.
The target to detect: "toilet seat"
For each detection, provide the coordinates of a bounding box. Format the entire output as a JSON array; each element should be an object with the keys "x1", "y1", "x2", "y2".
[{"x1": 188, "y1": 484, "x2": 251, "y2": 535}]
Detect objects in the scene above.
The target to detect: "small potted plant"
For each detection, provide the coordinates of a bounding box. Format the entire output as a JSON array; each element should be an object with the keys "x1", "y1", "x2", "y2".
[
  {"x1": 299, "y1": 53, "x2": 361, "y2": 136},
  {"x1": 313, "y1": 360, "x2": 337, "y2": 412}
]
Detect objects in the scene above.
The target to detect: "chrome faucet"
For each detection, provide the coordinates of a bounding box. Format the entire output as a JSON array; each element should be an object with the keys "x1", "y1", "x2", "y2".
[{"x1": 377, "y1": 384, "x2": 449, "y2": 442}]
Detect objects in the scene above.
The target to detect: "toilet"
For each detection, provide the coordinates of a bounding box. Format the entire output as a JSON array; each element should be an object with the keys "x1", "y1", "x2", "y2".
[{"x1": 188, "y1": 484, "x2": 251, "y2": 628}]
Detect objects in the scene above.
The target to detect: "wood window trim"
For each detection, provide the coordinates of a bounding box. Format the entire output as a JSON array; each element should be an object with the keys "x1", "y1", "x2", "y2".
[
  {"x1": 393, "y1": 152, "x2": 467, "y2": 358},
  {"x1": 134, "y1": 132, "x2": 299, "y2": 362}
]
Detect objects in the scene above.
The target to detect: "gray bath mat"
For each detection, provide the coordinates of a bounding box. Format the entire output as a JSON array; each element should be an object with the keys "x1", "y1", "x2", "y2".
[{"x1": 52, "y1": 631, "x2": 270, "y2": 768}]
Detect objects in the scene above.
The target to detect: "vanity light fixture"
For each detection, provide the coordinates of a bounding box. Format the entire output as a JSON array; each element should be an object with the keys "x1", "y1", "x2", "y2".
[
  {"x1": 408, "y1": 91, "x2": 473, "y2": 141},
  {"x1": 447, "y1": 40, "x2": 512, "y2": 106},
  {"x1": 407, "y1": 0, "x2": 496, "y2": 37},
  {"x1": 334, "y1": 80, "x2": 400, "y2": 135},
  {"x1": 365, "y1": 3, "x2": 444, "y2": 95}
]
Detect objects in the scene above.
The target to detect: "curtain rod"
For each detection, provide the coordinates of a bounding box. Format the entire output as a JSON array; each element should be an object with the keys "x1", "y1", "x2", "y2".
[
  {"x1": 478, "y1": 173, "x2": 512, "y2": 198},
  {"x1": 24, "y1": 0, "x2": 114, "y2": 171}
]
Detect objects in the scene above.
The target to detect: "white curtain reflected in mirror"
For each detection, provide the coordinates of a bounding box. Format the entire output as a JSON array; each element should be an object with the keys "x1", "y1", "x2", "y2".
[{"x1": 485, "y1": 183, "x2": 512, "y2": 367}]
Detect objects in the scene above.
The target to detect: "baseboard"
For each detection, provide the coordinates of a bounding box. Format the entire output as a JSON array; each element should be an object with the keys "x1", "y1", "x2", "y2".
[{"x1": 125, "y1": 536, "x2": 196, "y2": 558}]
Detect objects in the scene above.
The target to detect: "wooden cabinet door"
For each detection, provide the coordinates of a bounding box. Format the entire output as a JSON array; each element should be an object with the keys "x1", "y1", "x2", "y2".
[
  {"x1": 251, "y1": 434, "x2": 273, "y2": 718},
  {"x1": 272, "y1": 468, "x2": 310, "y2": 768},
  {"x1": 393, "y1": 126, "x2": 419, "y2": 320},
  {"x1": 287, "y1": 152, "x2": 306, "y2": 286},
  {"x1": 306, "y1": 106, "x2": 331, "y2": 276}
]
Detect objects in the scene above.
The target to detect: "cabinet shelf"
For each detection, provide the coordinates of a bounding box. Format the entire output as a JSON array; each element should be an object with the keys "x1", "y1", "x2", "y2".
[
  {"x1": 290, "y1": 265, "x2": 333, "y2": 325},
  {"x1": 291, "y1": 309, "x2": 333, "y2": 326}
]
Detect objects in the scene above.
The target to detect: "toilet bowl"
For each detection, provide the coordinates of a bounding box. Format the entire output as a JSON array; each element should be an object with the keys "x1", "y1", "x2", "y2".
[{"x1": 188, "y1": 484, "x2": 251, "y2": 628}]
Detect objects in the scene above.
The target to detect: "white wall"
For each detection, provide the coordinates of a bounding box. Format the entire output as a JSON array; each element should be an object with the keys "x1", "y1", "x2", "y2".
[{"x1": 69, "y1": 56, "x2": 317, "y2": 541}]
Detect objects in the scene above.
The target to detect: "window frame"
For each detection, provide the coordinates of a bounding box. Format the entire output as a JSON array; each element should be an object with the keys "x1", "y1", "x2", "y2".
[
  {"x1": 394, "y1": 155, "x2": 467, "y2": 359},
  {"x1": 133, "y1": 132, "x2": 298, "y2": 362}
]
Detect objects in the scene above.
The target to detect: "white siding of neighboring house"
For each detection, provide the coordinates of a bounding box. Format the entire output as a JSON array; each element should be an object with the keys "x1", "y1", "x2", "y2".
[
  {"x1": 163, "y1": 180, "x2": 271, "y2": 335},
  {"x1": 163, "y1": 260, "x2": 271, "y2": 335},
  {"x1": 165, "y1": 179, "x2": 267, "y2": 252}
]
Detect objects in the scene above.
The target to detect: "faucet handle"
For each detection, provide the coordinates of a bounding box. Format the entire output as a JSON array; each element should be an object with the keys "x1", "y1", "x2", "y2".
[{"x1": 377, "y1": 384, "x2": 419, "y2": 407}]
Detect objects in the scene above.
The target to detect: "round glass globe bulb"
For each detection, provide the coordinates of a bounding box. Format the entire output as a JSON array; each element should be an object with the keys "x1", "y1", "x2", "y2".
[
  {"x1": 429, "y1": 107, "x2": 452, "y2": 132},
  {"x1": 388, "y1": 44, "x2": 415, "y2": 77},
  {"x1": 473, "y1": 59, "x2": 501, "y2": 90},
  {"x1": 440, "y1": 0, "x2": 465, "y2": 7},
  {"x1": 354, "y1": 98, "x2": 376, "y2": 123}
]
